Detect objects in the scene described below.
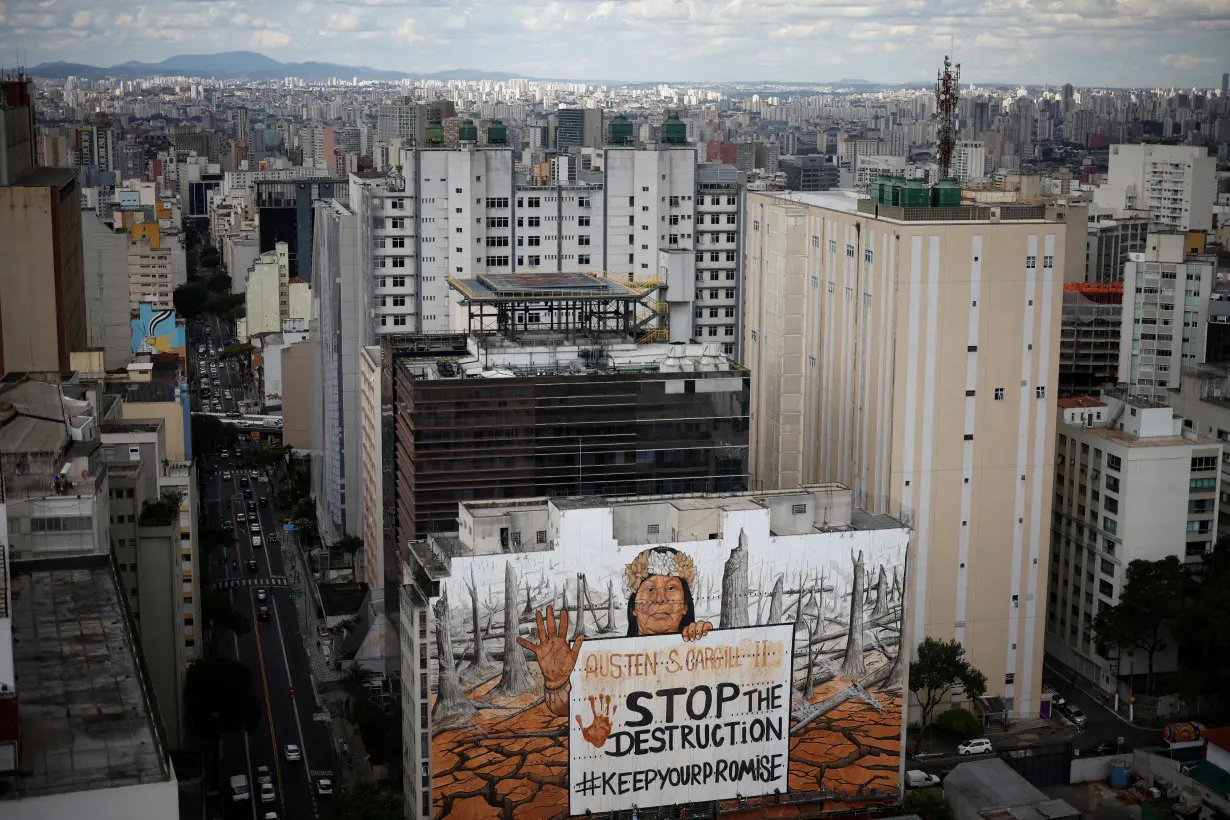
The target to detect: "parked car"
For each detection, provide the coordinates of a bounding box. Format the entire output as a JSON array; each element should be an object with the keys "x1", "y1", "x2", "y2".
[
  {"x1": 905, "y1": 770, "x2": 941, "y2": 788},
  {"x1": 317, "y1": 778, "x2": 333, "y2": 796},
  {"x1": 256, "y1": 765, "x2": 272, "y2": 785},
  {"x1": 258, "y1": 606, "x2": 270, "y2": 621},
  {"x1": 1085, "y1": 741, "x2": 1118, "y2": 756},
  {"x1": 260, "y1": 781, "x2": 275, "y2": 803},
  {"x1": 957, "y1": 738, "x2": 994, "y2": 756}
]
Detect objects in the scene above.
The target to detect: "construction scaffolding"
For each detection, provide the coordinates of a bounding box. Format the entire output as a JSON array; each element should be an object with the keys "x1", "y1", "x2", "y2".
[{"x1": 1059, "y1": 282, "x2": 1123, "y2": 397}]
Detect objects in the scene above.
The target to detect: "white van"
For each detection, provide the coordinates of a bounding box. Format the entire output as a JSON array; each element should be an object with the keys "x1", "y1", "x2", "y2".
[{"x1": 252, "y1": 536, "x2": 263, "y2": 549}]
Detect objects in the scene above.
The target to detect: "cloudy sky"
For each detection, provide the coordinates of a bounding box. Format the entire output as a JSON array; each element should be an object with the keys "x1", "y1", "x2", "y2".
[{"x1": 3, "y1": 0, "x2": 1228, "y2": 86}]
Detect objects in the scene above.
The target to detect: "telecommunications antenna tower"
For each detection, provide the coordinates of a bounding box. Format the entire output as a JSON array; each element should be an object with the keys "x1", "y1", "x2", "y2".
[{"x1": 935, "y1": 53, "x2": 961, "y2": 180}]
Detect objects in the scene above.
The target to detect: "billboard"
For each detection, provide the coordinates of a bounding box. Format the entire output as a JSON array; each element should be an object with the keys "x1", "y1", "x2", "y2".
[{"x1": 429, "y1": 526, "x2": 908, "y2": 819}]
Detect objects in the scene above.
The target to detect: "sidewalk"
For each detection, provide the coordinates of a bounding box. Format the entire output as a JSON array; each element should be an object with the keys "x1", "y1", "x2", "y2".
[
  {"x1": 322, "y1": 689, "x2": 376, "y2": 787},
  {"x1": 282, "y1": 532, "x2": 342, "y2": 686}
]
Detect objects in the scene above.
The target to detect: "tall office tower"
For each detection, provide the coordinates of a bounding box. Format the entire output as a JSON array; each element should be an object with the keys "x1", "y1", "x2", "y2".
[
  {"x1": 745, "y1": 183, "x2": 1083, "y2": 717},
  {"x1": 1062, "y1": 83, "x2": 1075, "y2": 114},
  {"x1": 0, "y1": 77, "x2": 87, "y2": 372},
  {"x1": 1086, "y1": 215, "x2": 1149, "y2": 283},
  {"x1": 1222, "y1": 73, "x2": 1229, "y2": 99},
  {"x1": 235, "y1": 105, "x2": 250, "y2": 141},
  {"x1": 312, "y1": 199, "x2": 365, "y2": 543},
  {"x1": 1095, "y1": 144, "x2": 1216, "y2": 232},
  {"x1": 555, "y1": 106, "x2": 603, "y2": 149},
  {"x1": 76, "y1": 123, "x2": 117, "y2": 172},
  {"x1": 1049, "y1": 393, "x2": 1221, "y2": 692},
  {"x1": 1059, "y1": 283, "x2": 1122, "y2": 397},
  {"x1": 1117, "y1": 233, "x2": 1214, "y2": 402},
  {"x1": 391, "y1": 274, "x2": 750, "y2": 543},
  {"x1": 951, "y1": 141, "x2": 987, "y2": 182}
]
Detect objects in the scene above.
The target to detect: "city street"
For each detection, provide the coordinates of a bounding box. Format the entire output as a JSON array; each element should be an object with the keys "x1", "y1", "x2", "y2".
[{"x1": 195, "y1": 313, "x2": 336, "y2": 820}]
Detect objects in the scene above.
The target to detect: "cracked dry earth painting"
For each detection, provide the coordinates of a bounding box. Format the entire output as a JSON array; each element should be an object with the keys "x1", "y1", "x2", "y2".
[{"x1": 428, "y1": 527, "x2": 908, "y2": 819}]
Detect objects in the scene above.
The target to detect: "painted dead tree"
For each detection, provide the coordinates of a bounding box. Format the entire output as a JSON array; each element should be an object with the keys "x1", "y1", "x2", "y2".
[
  {"x1": 720, "y1": 529, "x2": 750, "y2": 628},
  {"x1": 492, "y1": 563, "x2": 535, "y2": 697},
  {"x1": 840, "y1": 549, "x2": 868, "y2": 678},
  {"x1": 766, "y1": 574, "x2": 785, "y2": 624},
  {"x1": 431, "y1": 592, "x2": 476, "y2": 724},
  {"x1": 462, "y1": 565, "x2": 495, "y2": 676},
  {"x1": 872, "y1": 565, "x2": 889, "y2": 618}
]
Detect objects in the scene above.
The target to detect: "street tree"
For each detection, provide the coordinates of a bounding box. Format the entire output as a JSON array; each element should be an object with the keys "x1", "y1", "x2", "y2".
[
  {"x1": 184, "y1": 656, "x2": 262, "y2": 785},
  {"x1": 904, "y1": 787, "x2": 956, "y2": 820},
  {"x1": 203, "y1": 592, "x2": 251, "y2": 653},
  {"x1": 327, "y1": 782, "x2": 403, "y2": 820},
  {"x1": 1176, "y1": 539, "x2": 1230, "y2": 696},
  {"x1": 206, "y1": 273, "x2": 232, "y2": 292},
  {"x1": 174, "y1": 280, "x2": 212, "y2": 320},
  {"x1": 1092, "y1": 556, "x2": 1187, "y2": 693},
  {"x1": 908, "y1": 637, "x2": 988, "y2": 735},
  {"x1": 197, "y1": 524, "x2": 235, "y2": 557},
  {"x1": 192, "y1": 414, "x2": 238, "y2": 457}
]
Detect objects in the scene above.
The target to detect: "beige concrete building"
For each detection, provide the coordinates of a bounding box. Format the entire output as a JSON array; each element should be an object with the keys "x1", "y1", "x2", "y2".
[
  {"x1": 358, "y1": 345, "x2": 383, "y2": 591},
  {"x1": 744, "y1": 188, "x2": 1084, "y2": 717}
]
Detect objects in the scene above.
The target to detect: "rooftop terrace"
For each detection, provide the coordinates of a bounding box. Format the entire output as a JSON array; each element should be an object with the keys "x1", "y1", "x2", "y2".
[{"x1": 5, "y1": 555, "x2": 168, "y2": 800}]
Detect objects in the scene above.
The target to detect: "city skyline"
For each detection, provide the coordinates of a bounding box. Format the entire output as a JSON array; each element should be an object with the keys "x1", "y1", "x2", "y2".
[{"x1": 2, "y1": 0, "x2": 1228, "y2": 87}]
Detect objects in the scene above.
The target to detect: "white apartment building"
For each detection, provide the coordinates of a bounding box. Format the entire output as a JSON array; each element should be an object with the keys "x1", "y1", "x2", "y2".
[
  {"x1": 745, "y1": 187, "x2": 1084, "y2": 717},
  {"x1": 952, "y1": 141, "x2": 987, "y2": 183},
  {"x1": 242, "y1": 242, "x2": 291, "y2": 339},
  {"x1": 1117, "y1": 233, "x2": 1214, "y2": 402},
  {"x1": 1047, "y1": 392, "x2": 1221, "y2": 693},
  {"x1": 855, "y1": 155, "x2": 908, "y2": 194},
  {"x1": 1094, "y1": 144, "x2": 1216, "y2": 232}
]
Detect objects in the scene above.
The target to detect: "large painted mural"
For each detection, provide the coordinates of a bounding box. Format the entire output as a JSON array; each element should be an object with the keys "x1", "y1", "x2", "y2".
[
  {"x1": 131, "y1": 303, "x2": 186, "y2": 356},
  {"x1": 429, "y1": 525, "x2": 909, "y2": 819}
]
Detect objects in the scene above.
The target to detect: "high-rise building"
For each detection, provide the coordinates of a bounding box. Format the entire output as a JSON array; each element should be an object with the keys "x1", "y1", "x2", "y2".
[
  {"x1": 745, "y1": 185, "x2": 1083, "y2": 717},
  {"x1": 1048, "y1": 391, "x2": 1221, "y2": 692},
  {"x1": 555, "y1": 106, "x2": 603, "y2": 149},
  {"x1": 242, "y1": 241, "x2": 291, "y2": 339},
  {"x1": 1095, "y1": 144, "x2": 1216, "y2": 232},
  {"x1": 376, "y1": 98, "x2": 456, "y2": 145},
  {"x1": 1086, "y1": 214, "x2": 1149, "y2": 283},
  {"x1": 780, "y1": 155, "x2": 840, "y2": 192},
  {"x1": 0, "y1": 78, "x2": 87, "y2": 373},
  {"x1": 952, "y1": 140, "x2": 987, "y2": 182},
  {"x1": 125, "y1": 221, "x2": 175, "y2": 312},
  {"x1": 1117, "y1": 233, "x2": 1214, "y2": 402},
  {"x1": 391, "y1": 279, "x2": 750, "y2": 543},
  {"x1": 1059, "y1": 283, "x2": 1122, "y2": 397}
]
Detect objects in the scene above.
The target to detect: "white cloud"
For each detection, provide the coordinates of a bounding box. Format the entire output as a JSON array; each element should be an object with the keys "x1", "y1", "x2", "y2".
[
  {"x1": 70, "y1": 10, "x2": 92, "y2": 27},
  {"x1": 325, "y1": 9, "x2": 362, "y2": 30},
  {"x1": 249, "y1": 28, "x2": 291, "y2": 48},
  {"x1": 394, "y1": 17, "x2": 424, "y2": 43}
]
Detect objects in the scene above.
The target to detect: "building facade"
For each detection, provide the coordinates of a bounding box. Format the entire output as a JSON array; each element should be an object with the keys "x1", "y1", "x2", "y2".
[
  {"x1": 1047, "y1": 392, "x2": 1221, "y2": 693},
  {"x1": 1096, "y1": 144, "x2": 1216, "y2": 232},
  {"x1": 1059, "y1": 283, "x2": 1122, "y2": 397},
  {"x1": 745, "y1": 188, "x2": 1082, "y2": 717},
  {"x1": 1116, "y1": 233, "x2": 1214, "y2": 402}
]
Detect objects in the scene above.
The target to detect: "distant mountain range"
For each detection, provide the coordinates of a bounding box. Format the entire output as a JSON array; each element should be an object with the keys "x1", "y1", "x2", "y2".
[{"x1": 28, "y1": 51, "x2": 522, "y2": 82}]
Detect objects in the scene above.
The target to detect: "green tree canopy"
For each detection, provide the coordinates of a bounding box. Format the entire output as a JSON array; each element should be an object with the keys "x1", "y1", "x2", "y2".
[
  {"x1": 1092, "y1": 555, "x2": 1187, "y2": 693},
  {"x1": 909, "y1": 637, "x2": 988, "y2": 732},
  {"x1": 203, "y1": 592, "x2": 251, "y2": 644},
  {"x1": 904, "y1": 787, "x2": 956, "y2": 820},
  {"x1": 1175, "y1": 539, "x2": 1230, "y2": 696},
  {"x1": 327, "y1": 782, "x2": 403, "y2": 820},
  {"x1": 220, "y1": 342, "x2": 256, "y2": 360},
  {"x1": 192, "y1": 413, "x2": 238, "y2": 456},
  {"x1": 174, "y1": 280, "x2": 212, "y2": 320},
  {"x1": 206, "y1": 273, "x2": 232, "y2": 292},
  {"x1": 184, "y1": 656, "x2": 262, "y2": 783}
]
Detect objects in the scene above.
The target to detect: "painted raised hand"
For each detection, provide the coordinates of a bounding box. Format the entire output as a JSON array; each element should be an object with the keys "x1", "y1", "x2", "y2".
[{"x1": 576, "y1": 694, "x2": 617, "y2": 748}]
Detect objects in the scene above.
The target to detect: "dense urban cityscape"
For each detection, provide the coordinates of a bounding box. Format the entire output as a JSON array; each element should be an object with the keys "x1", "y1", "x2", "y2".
[{"x1": 1, "y1": 7, "x2": 1230, "y2": 820}]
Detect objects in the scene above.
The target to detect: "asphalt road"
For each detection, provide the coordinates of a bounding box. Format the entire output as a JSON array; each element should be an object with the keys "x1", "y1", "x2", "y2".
[{"x1": 195, "y1": 314, "x2": 336, "y2": 820}]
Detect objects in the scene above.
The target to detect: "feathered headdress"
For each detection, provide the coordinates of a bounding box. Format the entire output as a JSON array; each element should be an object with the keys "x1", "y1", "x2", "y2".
[{"x1": 624, "y1": 547, "x2": 697, "y2": 595}]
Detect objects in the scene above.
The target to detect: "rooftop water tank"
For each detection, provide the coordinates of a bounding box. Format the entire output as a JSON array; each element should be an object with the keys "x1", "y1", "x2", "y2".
[
  {"x1": 661, "y1": 112, "x2": 687, "y2": 145},
  {"x1": 487, "y1": 120, "x2": 508, "y2": 145},
  {"x1": 425, "y1": 121, "x2": 444, "y2": 146},
  {"x1": 459, "y1": 119, "x2": 478, "y2": 143},
  {"x1": 609, "y1": 115, "x2": 634, "y2": 146}
]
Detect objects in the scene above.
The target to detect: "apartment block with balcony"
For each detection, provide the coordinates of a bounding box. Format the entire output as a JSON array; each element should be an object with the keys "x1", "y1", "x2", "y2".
[
  {"x1": 1047, "y1": 391, "x2": 1221, "y2": 693},
  {"x1": 0, "y1": 376, "x2": 110, "y2": 562},
  {"x1": 1117, "y1": 233, "x2": 1214, "y2": 402},
  {"x1": 1094, "y1": 144, "x2": 1216, "y2": 232}
]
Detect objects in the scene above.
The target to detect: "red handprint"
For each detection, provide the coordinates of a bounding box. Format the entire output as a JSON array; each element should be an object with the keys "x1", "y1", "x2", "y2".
[{"x1": 575, "y1": 694, "x2": 617, "y2": 749}]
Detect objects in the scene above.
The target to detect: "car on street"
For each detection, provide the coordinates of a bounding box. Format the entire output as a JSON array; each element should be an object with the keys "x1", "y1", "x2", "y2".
[
  {"x1": 227, "y1": 411, "x2": 242, "y2": 418},
  {"x1": 258, "y1": 606, "x2": 270, "y2": 621},
  {"x1": 1064, "y1": 706, "x2": 1088, "y2": 728},
  {"x1": 264, "y1": 814, "x2": 279, "y2": 820},
  {"x1": 284, "y1": 744, "x2": 301, "y2": 762},
  {"x1": 1084, "y1": 741, "x2": 1119, "y2": 756},
  {"x1": 220, "y1": 450, "x2": 229, "y2": 460},
  {"x1": 222, "y1": 521, "x2": 233, "y2": 531},
  {"x1": 246, "y1": 560, "x2": 258, "y2": 573},
  {"x1": 906, "y1": 770, "x2": 941, "y2": 788},
  {"x1": 222, "y1": 471, "x2": 232, "y2": 481},
  {"x1": 259, "y1": 496, "x2": 269, "y2": 507},
  {"x1": 260, "y1": 781, "x2": 276, "y2": 803},
  {"x1": 957, "y1": 738, "x2": 994, "y2": 756},
  {"x1": 237, "y1": 512, "x2": 246, "y2": 522},
  {"x1": 252, "y1": 536, "x2": 263, "y2": 549},
  {"x1": 250, "y1": 521, "x2": 261, "y2": 532},
  {"x1": 256, "y1": 588, "x2": 268, "y2": 601},
  {"x1": 244, "y1": 489, "x2": 254, "y2": 499},
  {"x1": 256, "y1": 765, "x2": 272, "y2": 785},
  {"x1": 241, "y1": 476, "x2": 250, "y2": 488},
  {"x1": 317, "y1": 778, "x2": 333, "y2": 796}
]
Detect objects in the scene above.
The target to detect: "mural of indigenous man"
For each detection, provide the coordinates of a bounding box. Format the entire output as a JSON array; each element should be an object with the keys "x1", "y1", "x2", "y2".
[{"x1": 516, "y1": 546, "x2": 714, "y2": 718}]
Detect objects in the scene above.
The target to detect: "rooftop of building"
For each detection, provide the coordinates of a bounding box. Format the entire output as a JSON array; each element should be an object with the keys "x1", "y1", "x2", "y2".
[
  {"x1": 101, "y1": 419, "x2": 163, "y2": 435},
  {"x1": 104, "y1": 377, "x2": 181, "y2": 404},
  {"x1": 448, "y1": 272, "x2": 641, "y2": 302},
  {"x1": 6, "y1": 166, "x2": 77, "y2": 190},
  {"x1": 755, "y1": 188, "x2": 1061, "y2": 223},
  {"x1": 400, "y1": 337, "x2": 745, "y2": 381},
  {"x1": 1057, "y1": 397, "x2": 1106, "y2": 410},
  {"x1": 5, "y1": 554, "x2": 169, "y2": 800},
  {"x1": 945, "y1": 759, "x2": 1079, "y2": 820}
]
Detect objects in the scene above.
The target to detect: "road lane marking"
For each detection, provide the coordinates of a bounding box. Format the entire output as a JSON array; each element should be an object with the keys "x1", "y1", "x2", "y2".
[{"x1": 269, "y1": 575, "x2": 320, "y2": 820}]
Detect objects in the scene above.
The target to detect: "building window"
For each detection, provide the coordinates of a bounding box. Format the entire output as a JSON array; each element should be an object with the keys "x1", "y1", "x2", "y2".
[
  {"x1": 1191, "y1": 456, "x2": 1217, "y2": 471},
  {"x1": 1102, "y1": 516, "x2": 1117, "y2": 535},
  {"x1": 828, "y1": 239, "x2": 836, "y2": 253},
  {"x1": 1106, "y1": 454, "x2": 1122, "y2": 472},
  {"x1": 1036, "y1": 386, "x2": 1046, "y2": 398},
  {"x1": 1099, "y1": 579, "x2": 1114, "y2": 597},
  {"x1": 791, "y1": 504, "x2": 808, "y2": 514},
  {"x1": 578, "y1": 254, "x2": 590, "y2": 265},
  {"x1": 1026, "y1": 255, "x2": 1037, "y2": 269},
  {"x1": 864, "y1": 249, "x2": 873, "y2": 263},
  {"x1": 536, "y1": 530, "x2": 547, "y2": 544},
  {"x1": 994, "y1": 388, "x2": 1005, "y2": 400}
]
